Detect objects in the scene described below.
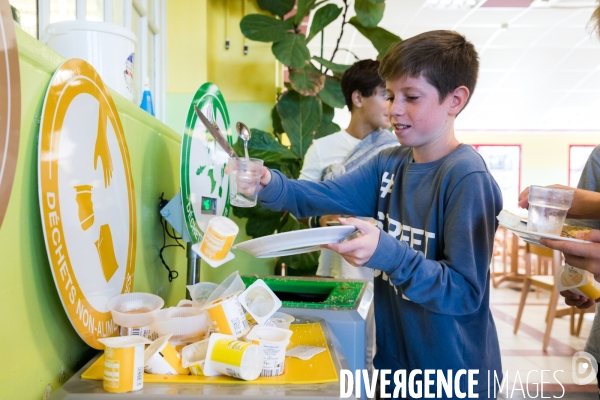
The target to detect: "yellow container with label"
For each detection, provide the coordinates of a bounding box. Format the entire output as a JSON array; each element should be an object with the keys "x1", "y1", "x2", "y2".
[
  {"x1": 203, "y1": 292, "x2": 250, "y2": 338},
  {"x1": 98, "y1": 336, "x2": 150, "y2": 393},
  {"x1": 144, "y1": 335, "x2": 189, "y2": 375},
  {"x1": 200, "y1": 217, "x2": 238, "y2": 261},
  {"x1": 557, "y1": 264, "x2": 600, "y2": 300},
  {"x1": 203, "y1": 333, "x2": 264, "y2": 381}
]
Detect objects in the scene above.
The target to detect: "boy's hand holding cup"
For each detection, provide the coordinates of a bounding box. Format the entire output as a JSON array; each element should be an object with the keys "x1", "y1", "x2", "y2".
[{"x1": 227, "y1": 157, "x2": 269, "y2": 207}]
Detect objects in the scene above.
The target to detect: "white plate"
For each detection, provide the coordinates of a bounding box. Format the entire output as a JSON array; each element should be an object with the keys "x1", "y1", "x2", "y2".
[
  {"x1": 233, "y1": 226, "x2": 357, "y2": 258},
  {"x1": 500, "y1": 222, "x2": 590, "y2": 247}
]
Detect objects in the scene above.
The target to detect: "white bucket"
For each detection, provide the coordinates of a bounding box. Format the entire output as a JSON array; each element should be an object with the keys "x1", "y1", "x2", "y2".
[{"x1": 41, "y1": 21, "x2": 136, "y2": 101}]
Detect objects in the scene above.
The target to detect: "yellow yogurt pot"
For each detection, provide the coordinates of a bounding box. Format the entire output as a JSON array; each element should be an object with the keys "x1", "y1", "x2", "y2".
[
  {"x1": 144, "y1": 334, "x2": 189, "y2": 375},
  {"x1": 98, "y1": 336, "x2": 150, "y2": 393},
  {"x1": 203, "y1": 291, "x2": 250, "y2": 338},
  {"x1": 557, "y1": 264, "x2": 600, "y2": 300},
  {"x1": 203, "y1": 333, "x2": 264, "y2": 381}
]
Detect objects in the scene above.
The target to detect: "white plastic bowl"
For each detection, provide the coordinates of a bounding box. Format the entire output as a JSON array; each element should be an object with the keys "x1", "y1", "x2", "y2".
[
  {"x1": 106, "y1": 292, "x2": 164, "y2": 328},
  {"x1": 152, "y1": 307, "x2": 209, "y2": 340}
]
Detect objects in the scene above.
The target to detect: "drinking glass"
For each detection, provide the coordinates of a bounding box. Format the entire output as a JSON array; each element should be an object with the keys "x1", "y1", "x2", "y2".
[
  {"x1": 527, "y1": 186, "x2": 574, "y2": 235},
  {"x1": 228, "y1": 157, "x2": 263, "y2": 207}
]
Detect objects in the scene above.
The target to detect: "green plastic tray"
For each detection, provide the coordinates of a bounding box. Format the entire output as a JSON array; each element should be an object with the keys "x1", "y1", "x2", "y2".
[{"x1": 241, "y1": 276, "x2": 365, "y2": 310}]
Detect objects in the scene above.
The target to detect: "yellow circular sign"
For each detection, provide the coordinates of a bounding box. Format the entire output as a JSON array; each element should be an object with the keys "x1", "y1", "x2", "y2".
[
  {"x1": 0, "y1": 1, "x2": 21, "y2": 228},
  {"x1": 38, "y1": 59, "x2": 136, "y2": 349}
]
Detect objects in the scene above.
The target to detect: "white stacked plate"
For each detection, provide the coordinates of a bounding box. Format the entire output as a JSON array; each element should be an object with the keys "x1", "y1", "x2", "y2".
[
  {"x1": 233, "y1": 226, "x2": 357, "y2": 258},
  {"x1": 500, "y1": 221, "x2": 590, "y2": 247}
]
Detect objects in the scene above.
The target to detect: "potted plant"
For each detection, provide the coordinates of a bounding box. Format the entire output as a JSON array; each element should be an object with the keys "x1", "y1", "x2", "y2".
[{"x1": 234, "y1": 0, "x2": 400, "y2": 272}]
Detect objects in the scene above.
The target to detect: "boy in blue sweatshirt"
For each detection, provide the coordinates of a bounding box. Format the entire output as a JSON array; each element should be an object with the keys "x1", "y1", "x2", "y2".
[{"x1": 253, "y1": 30, "x2": 502, "y2": 398}]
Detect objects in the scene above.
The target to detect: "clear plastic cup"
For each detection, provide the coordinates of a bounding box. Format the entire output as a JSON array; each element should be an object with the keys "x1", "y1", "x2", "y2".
[
  {"x1": 187, "y1": 282, "x2": 219, "y2": 307},
  {"x1": 527, "y1": 186, "x2": 574, "y2": 235},
  {"x1": 228, "y1": 157, "x2": 263, "y2": 207}
]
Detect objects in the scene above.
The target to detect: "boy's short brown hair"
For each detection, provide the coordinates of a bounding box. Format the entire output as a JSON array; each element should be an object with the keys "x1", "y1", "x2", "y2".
[
  {"x1": 341, "y1": 59, "x2": 385, "y2": 111},
  {"x1": 379, "y1": 30, "x2": 479, "y2": 107}
]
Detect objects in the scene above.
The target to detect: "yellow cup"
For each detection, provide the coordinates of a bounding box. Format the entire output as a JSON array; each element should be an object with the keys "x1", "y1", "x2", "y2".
[
  {"x1": 203, "y1": 333, "x2": 264, "y2": 381},
  {"x1": 144, "y1": 335, "x2": 190, "y2": 375},
  {"x1": 203, "y1": 292, "x2": 250, "y2": 338},
  {"x1": 199, "y1": 217, "x2": 239, "y2": 261},
  {"x1": 98, "y1": 336, "x2": 150, "y2": 393},
  {"x1": 557, "y1": 264, "x2": 600, "y2": 300}
]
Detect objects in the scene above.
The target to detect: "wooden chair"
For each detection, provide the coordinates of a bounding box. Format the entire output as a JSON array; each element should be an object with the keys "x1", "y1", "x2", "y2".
[
  {"x1": 513, "y1": 243, "x2": 564, "y2": 352},
  {"x1": 491, "y1": 228, "x2": 527, "y2": 288},
  {"x1": 572, "y1": 304, "x2": 596, "y2": 337}
]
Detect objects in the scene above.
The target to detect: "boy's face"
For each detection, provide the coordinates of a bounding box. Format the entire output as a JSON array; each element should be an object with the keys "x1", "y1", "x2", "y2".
[
  {"x1": 358, "y1": 86, "x2": 391, "y2": 131},
  {"x1": 386, "y1": 74, "x2": 457, "y2": 151}
]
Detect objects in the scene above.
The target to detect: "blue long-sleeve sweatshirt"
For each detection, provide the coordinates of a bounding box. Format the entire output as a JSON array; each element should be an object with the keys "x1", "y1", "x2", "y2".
[{"x1": 258, "y1": 144, "x2": 503, "y2": 397}]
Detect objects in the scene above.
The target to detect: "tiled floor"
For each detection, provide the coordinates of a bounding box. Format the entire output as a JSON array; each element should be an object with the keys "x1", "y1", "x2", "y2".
[{"x1": 490, "y1": 280, "x2": 598, "y2": 399}]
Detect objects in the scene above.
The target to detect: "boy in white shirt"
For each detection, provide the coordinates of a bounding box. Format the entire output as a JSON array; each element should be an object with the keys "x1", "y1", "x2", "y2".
[{"x1": 299, "y1": 59, "x2": 397, "y2": 281}]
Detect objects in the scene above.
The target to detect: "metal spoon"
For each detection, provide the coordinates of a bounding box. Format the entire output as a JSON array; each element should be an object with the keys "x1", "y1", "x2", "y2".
[{"x1": 236, "y1": 122, "x2": 251, "y2": 160}]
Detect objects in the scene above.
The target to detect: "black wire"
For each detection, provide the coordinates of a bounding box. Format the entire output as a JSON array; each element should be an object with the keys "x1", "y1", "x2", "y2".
[{"x1": 158, "y1": 193, "x2": 184, "y2": 282}]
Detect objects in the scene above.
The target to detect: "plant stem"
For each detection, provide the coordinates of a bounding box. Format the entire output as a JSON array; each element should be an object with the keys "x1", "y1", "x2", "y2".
[{"x1": 328, "y1": 0, "x2": 349, "y2": 67}]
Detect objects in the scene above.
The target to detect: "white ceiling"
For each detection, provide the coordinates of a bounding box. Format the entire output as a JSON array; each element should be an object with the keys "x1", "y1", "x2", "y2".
[{"x1": 308, "y1": 0, "x2": 600, "y2": 132}]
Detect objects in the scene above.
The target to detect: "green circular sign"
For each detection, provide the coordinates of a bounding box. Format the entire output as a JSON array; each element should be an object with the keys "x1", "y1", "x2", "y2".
[{"x1": 181, "y1": 83, "x2": 233, "y2": 243}]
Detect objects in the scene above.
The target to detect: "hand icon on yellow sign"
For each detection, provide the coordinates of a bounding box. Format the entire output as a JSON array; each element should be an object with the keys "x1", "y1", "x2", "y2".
[{"x1": 94, "y1": 103, "x2": 113, "y2": 188}]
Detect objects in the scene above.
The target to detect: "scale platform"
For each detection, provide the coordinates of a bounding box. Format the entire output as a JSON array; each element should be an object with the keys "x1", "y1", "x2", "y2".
[{"x1": 241, "y1": 276, "x2": 373, "y2": 376}]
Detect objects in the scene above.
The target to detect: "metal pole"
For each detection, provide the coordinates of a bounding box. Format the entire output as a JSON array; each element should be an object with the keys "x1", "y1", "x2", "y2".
[{"x1": 186, "y1": 243, "x2": 201, "y2": 299}]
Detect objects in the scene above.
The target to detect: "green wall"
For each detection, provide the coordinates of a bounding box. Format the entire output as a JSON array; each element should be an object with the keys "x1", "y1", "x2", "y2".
[
  {"x1": 1, "y1": 28, "x2": 273, "y2": 399},
  {"x1": 165, "y1": 93, "x2": 275, "y2": 134}
]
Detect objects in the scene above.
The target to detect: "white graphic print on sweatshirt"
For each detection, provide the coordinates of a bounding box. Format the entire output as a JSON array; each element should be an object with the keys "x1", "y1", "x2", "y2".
[{"x1": 375, "y1": 170, "x2": 437, "y2": 297}]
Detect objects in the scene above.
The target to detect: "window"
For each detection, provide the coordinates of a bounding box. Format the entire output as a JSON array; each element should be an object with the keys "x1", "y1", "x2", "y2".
[
  {"x1": 9, "y1": 0, "x2": 165, "y2": 120},
  {"x1": 472, "y1": 145, "x2": 521, "y2": 207},
  {"x1": 569, "y1": 145, "x2": 596, "y2": 187}
]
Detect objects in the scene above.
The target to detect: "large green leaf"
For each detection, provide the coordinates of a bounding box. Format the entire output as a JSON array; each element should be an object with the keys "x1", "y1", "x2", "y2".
[
  {"x1": 354, "y1": 0, "x2": 384, "y2": 27},
  {"x1": 232, "y1": 128, "x2": 297, "y2": 163},
  {"x1": 272, "y1": 106, "x2": 284, "y2": 134},
  {"x1": 231, "y1": 203, "x2": 259, "y2": 219},
  {"x1": 257, "y1": 0, "x2": 295, "y2": 18},
  {"x1": 318, "y1": 76, "x2": 346, "y2": 109},
  {"x1": 349, "y1": 17, "x2": 400, "y2": 59},
  {"x1": 240, "y1": 14, "x2": 294, "y2": 43},
  {"x1": 307, "y1": 4, "x2": 342, "y2": 43},
  {"x1": 312, "y1": 56, "x2": 352, "y2": 75},
  {"x1": 294, "y1": 0, "x2": 317, "y2": 24},
  {"x1": 272, "y1": 33, "x2": 311, "y2": 68},
  {"x1": 314, "y1": 103, "x2": 340, "y2": 140},
  {"x1": 277, "y1": 214, "x2": 320, "y2": 270},
  {"x1": 289, "y1": 64, "x2": 326, "y2": 96},
  {"x1": 246, "y1": 207, "x2": 283, "y2": 237},
  {"x1": 277, "y1": 90, "x2": 322, "y2": 158}
]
